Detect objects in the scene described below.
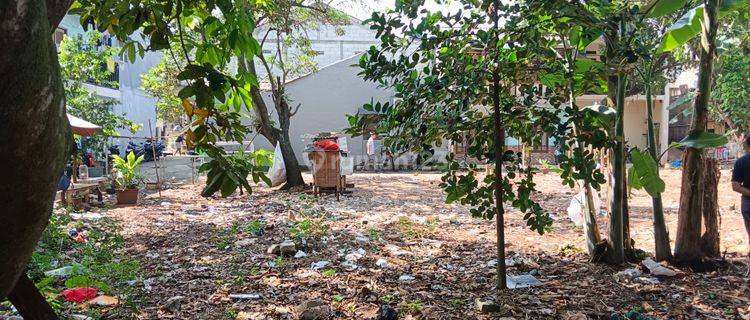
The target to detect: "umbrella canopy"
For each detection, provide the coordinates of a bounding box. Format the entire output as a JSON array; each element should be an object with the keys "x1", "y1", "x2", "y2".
[{"x1": 67, "y1": 114, "x2": 101, "y2": 136}]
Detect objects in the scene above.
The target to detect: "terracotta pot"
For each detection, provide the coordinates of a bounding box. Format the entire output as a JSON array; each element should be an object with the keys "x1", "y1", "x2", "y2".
[{"x1": 116, "y1": 188, "x2": 139, "y2": 205}]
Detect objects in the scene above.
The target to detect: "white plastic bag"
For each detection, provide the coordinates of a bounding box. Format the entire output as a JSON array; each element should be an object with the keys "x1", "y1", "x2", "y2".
[
  {"x1": 567, "y1": 189, "x2": 601, "y2": 227},
  {"x1": 267, "y1": 142, "x2": 286, "y2": 187}
]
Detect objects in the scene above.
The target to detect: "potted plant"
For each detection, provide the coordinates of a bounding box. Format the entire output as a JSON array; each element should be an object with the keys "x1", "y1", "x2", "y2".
[{"x1": 112, "y1": 152, "x2": 144, "y2": 204}]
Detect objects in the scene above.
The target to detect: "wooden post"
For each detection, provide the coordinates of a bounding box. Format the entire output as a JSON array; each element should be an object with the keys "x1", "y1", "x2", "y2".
[{"x1": 148, "y1": 120, "x2": 162, "y2": 197}]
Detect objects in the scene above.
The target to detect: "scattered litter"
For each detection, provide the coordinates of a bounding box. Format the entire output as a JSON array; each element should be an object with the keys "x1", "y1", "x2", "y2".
[
  {"x1": 71, "y1": 213, "x2": 104, "y2": 221},
  {"x1": 90, "y1": 295, "x2": 119, "y2": 306},
  {"x1": 294, "y1": 251, "x2": 308, "y2": 258},
  {"x1": 614, "y1": 268, "x2": 642, "y2": 282},
  {"x1": 566, "y1": 190, "x2": 601, "y2": 227},
  {"x1": 311, "y1": 261, "x2": 330, "y2": 270},
  {"x1": 342, "y1": 260, "x2": 358, "y2": 271},
  {"x1": 487, "y1": 259, "x2": 497, "y2": 268},
  {"x1": 229, "y1": 293, "x2": 261, "y2": 300},
  {"x1": 143, "y1": 277, "x2": 156, "y2": 291},
  {"x1": 507, "y1": 274, "x2": 542, "y2": 289},
  {"x1": 398, "y1": 274, "x2": 415, "y2": 282},
  {"x1": 636, "y1": 277, "x2": 661, "y2": 285},
  {"x1": 375, "y1": 259, "x2": 389, "y2": 268},
  {"x1": 642, "y1": 258, "x2": 677, "y2": 277},
  {"x1": 44, "y1": 265, "x2": 76, "y2": 278}
]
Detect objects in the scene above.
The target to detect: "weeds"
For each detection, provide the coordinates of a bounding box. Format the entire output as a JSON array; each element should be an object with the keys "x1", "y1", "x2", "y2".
[
  {"x1": 379, "y1": 294, "x2": 394, "y2": 304},
  {"x1": 368, "y1": 227, "x2": 379, "y2": 241},
  {"x1": 244, "y1": 219, "x2": 264, "y2": 236},
  {"x1": 394, "y1": 216, "x2": 436, "y2": 240},
  {"x1": 17, "y1": 206, "x2": 142, "y2": 318},
  {"x1": 289, "y1": 217, "x2": 330, "y2": 241},
  {"x1": 398, "y1": 300, "x2": 423, "y2": 314}
]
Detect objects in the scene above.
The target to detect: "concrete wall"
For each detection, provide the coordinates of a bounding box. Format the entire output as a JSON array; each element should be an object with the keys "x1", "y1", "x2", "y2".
[
  {"x1": 251, "y1": 54, "x2": 393, "y2": 166},
  {"x1": 59, "y1": 15, "x2": 159, "y2": 149},
  {"x1": 576, "y1": 94, "x2": 668, "y2": 159}
]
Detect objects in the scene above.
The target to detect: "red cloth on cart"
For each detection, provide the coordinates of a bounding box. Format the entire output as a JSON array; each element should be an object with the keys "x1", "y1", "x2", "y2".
[{"x1": 314, "y1": 140, "x2": 339, "y2": 151}]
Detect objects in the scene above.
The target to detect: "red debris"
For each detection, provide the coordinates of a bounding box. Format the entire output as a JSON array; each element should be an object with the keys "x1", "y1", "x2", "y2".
[{"x1": 61, "y1": 287, "x2": 98, "y2": 302}]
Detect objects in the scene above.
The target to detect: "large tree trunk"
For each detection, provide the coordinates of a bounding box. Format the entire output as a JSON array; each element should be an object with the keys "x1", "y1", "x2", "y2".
[
  {"x1": 645, "y1": 83, "x2": 673, "y2": 261},
  {"x1": 674, "y1": 0, "x2": 718, "y2": 263},
  {"x1": 701, "y1": 158, "x2": 721, "y2": 258},
  {"x1": 240, "y1": 58, "x2": 305, "y2": 189},
  {"x1": 277, "y1": 132, "x2": 305, "y2": 189},
  {"x1": 1, "y1": 0, "x2": 72, "y2": 308},
  {"x1": 7, "y1": 274, "x2": 59, "y2": 319}
]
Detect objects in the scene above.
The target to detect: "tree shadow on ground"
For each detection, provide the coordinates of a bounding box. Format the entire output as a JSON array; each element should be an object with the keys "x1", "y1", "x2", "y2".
[{"x1": 104, "y1": 173, "x2": 750, "y2": 319}]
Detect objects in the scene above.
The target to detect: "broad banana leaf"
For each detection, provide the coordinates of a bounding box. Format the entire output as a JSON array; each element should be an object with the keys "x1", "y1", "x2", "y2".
[
  {"x1": 676, "y1": 131, "x2": 729, "y2": 149},
  {"x1": 657, "y1": 1, "x2": 749, "y2": 53},
  {"x1": 630, "y1": 149, "x2": 665, "y2": 197},
  {"x1": 644, "y1": 0, "x2": 690, "y2": 18}
]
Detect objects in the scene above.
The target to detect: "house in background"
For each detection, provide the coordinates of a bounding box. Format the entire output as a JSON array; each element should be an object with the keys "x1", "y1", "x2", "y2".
[
  {"x1": 56, "y1": 15, "x2": 160, "y2": 150},
  {"x1": 253, "y1": 54, "x2": 393, "y2": 167},
  {"x1": 248, "y1": 13, "x2": 394, "y2": 167},
  {"x1": 253, "y1": 15, "x2": 379, "y2": 79}
]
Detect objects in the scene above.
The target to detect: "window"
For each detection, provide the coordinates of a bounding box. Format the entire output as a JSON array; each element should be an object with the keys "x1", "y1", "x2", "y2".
[
  {"x1": 314, "y1": 50, "x2": 324, "y2": 55},
  {"x1": 53, "y1": 28, "x2": 67, "y2": 50}
]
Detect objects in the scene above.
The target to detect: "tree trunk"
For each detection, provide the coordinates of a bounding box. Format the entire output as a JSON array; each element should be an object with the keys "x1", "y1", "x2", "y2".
[
  {"x1": 0, "y1": 0, "x2": 72, "y2": 301},
  {"x1": 645, "y1": 83, "x2": 673, "y2": 261},
  {"x1": 623, "y1": 191, "x2": 633, "y2": 252},
  {"x1": 568, "y1": 76, "x2": 601, "y2": 256},
  {"x1": 240, "y1": 58, "x2": 305, "y2": 189},
  {"x1": 7, "y1": 275, "x2": 60, "y2": 320},
  {"x1": 674, "y1": 0, "x2": 718, "y2": 263},
  {"x1": 583, "y1": 182, "x2": 602, "y2": 255},
  {"x1": 278, "y1": 132, "x2": 305, "y2": 189},
  {"x1": 607, "y1": 71, "x2": 627, "y2": 264},
  {"x1": 491, "y1": 0, "x2": 506, "y2": 292},
  {"x1": 701, "y1": 158, "x2": 721, "y2": 258}
]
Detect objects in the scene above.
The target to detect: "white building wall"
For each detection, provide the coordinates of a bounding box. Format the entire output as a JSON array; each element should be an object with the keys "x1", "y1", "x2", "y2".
[
  {"x1": 254, "y1": 22, "x2": 378, "y2": 80},
  {"x1": 58, "y1": 15, "x2": 159, "y2": 147},
  {"x1": 251, "y1": 54, "x2": 393, "y2": 166}
]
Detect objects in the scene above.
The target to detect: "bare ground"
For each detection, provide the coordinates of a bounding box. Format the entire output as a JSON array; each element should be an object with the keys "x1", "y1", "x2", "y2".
[{"x1": 106, "y1": 169, "x2": 750, "y2": 319}]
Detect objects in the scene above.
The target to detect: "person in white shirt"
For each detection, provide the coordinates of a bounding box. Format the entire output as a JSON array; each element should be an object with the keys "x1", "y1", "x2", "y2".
[{"x1": 366, "y1": 132, "x2": 382, "y2": 172}]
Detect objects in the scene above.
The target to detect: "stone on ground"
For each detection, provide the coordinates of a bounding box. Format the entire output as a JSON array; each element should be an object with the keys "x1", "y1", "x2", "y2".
[
  {"x1": 475, "y1": 298, "x2": 502, "y2": 313},
  {"x1": 297, "y1": 299, "x2": 331, "y2": 320}
]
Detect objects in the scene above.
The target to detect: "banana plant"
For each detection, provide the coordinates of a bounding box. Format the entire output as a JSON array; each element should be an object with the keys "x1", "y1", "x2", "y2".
[
  {"x1": 642, "y1": 0, "x2": 747, "y2": 262},
  {"x1": 645, "y1": 0, "x2": 747, "y2": 53}
]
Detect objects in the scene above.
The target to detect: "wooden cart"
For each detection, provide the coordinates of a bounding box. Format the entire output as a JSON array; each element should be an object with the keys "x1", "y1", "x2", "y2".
[{"x1": 308, "y1": 150, "x2": 342, "y2": 200}]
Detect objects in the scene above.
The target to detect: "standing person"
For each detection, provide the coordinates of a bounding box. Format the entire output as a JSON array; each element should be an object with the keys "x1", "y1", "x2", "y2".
[
  {"x1": 731, "y1": 134, "x2": 750, "y2": 258},
  {"x1": 174, "y1": 134, "x2": 185, "y2": 155},
  {"x1": 366, "y1": 132, "x2": 382, "y2": 172}
]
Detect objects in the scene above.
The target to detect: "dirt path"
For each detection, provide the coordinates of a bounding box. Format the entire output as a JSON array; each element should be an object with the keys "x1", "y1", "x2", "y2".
[{"x1": 108, "y1": 169, "x2": 750, "y2": 319}]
